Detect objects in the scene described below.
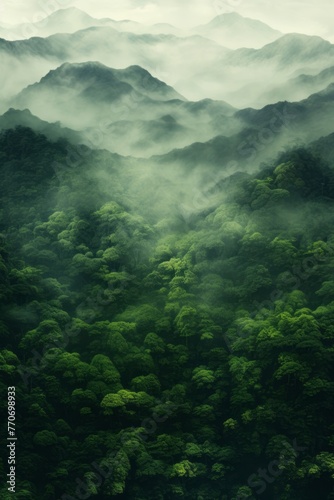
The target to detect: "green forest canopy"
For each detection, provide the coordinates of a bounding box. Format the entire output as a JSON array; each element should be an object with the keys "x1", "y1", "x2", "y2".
[{"x1": 0, "y1": 127, "x2": 334, "y2": 499}]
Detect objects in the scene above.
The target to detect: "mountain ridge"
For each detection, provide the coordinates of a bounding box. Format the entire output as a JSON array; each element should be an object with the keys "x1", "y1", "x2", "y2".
[{"x1": 193, "y1": 12, "x2": 282, "y2": 49}]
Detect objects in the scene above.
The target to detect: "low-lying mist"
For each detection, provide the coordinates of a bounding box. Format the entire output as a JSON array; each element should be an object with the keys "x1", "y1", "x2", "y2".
[{"x1": 2, "y1": 27, "x2": 334, "y2": 109}]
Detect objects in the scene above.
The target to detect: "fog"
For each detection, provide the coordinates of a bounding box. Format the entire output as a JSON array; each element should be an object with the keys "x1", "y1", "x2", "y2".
[
  {"x1": 1, "y1": 0, "x2": 334, "y2": 204},
  {"x1": 1, "y1": 4, "x2": 334, "y2": 498},
  {"x1": 2, "y1": 27, "x2": 334, "y2": 108},
  {"x1": 2, "y1": 0, "x2": 334, "y2": 42}
]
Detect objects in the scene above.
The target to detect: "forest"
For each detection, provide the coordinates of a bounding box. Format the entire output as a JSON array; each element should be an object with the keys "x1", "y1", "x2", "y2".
[{"x1": 0, "y1": 126, "x2": 334, "y2": 499}]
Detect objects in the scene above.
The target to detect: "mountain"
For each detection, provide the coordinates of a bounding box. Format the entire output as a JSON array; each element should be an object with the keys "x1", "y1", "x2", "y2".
[
  {"x1": 291, "y1": 65, "x2": 334, "y2": 92},
  {"x1": 311, "y1": 132, "x2": 334, "y2": 165},
  {"x1": 237, "y1": 82, "x2": 334, "y2": 140},
  {"x1": 12, "y1": 62, "x2": 162, "y2": 129},
  {"x1": 193, "y1": 13, "x2": 282, "y2": 49},
  {"x1": 107, "y1": 64, "x2": 186, "y2": 101},
  {"x1": 0, "y1": 108, "x2": 82, "y2": 144},
  {"x1": 2, "y1": 28, "x2": 333, "y2": 107},
  {"x1": 0, "y1": 7, "x2": 185, "y2": 41},
  {"x1": 11, "y1": 62, "x2": 241, "y2": 157},
  {"x1": 89, "y1": 101, "x2": 239, "y2": 157},
  {"x1": 227, "y1": 34, "x2": 334, "y2": 69},
  {"x1": 100, "y1": 115, "x2": 190, "y2": 157},
  {"x1": 205, "y1": 34, "x2": 334, "y2": 106},
  {"x1": 0, "y1": 27, "x2": 227, "y2": 102},
  {"x1": 0, "y1": 8, "x2": 142, "y2": 40},
  {"x1": 16, "y1": 8, "x2": 109, "y2": 39},
  {"x1": 155, "y1": 83, "x2": 334, "y2": 169},
  {"x1": 23, "y1": 61, "x2": 184, "y2": 102},
  {"x1": 263, "y1": 65, "x2": 334, "y2": 103}
]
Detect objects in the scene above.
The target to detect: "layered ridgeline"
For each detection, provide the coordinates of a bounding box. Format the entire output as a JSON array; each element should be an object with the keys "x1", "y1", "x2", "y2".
[
  {"x1": 0, "y1": 8, "x2": 281, "y2": 47},
  {"x1": 0, "y1": 126, "x2": 334, "y2": 499},
  {"x1": 6, "y1": 61, "x2": 334, "y2": 159},
  {"x1": 0, "y1": 8, "x2": 143, "y2": 40},
  {"x1": 1, "y1": 28, "x2": 334, "y2": 106},
  {"x1": 9, "y1": 62, "x2": 238, "y2": 157},
  {"x1": 192, "y1": 12, "x2": 282, "y2": 48},
  {"x1": 0, "y1": 27, "x2": 226, "y2": 102},
  {"x1": 1, "y1": 6, "x2": 334, "y2": 500}
]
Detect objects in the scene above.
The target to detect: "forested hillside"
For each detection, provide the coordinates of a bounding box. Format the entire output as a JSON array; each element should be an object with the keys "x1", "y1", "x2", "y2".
[{"x1": 1, "y1": 127, "x2": 334, "y2": 499}]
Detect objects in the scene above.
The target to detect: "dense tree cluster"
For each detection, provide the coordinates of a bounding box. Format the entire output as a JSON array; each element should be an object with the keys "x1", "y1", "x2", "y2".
[{"x1": 0, "y1": 127, "x2": 334, "y2": 499}]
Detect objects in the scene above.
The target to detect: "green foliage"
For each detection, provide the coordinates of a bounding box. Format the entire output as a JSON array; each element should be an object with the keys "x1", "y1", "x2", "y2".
[
  {"x1": 33, "y1": 430, "x2": 58, "y2": 446},
  {"x1": 1, "y1": 129, "x2": 334, "y2": 498}
]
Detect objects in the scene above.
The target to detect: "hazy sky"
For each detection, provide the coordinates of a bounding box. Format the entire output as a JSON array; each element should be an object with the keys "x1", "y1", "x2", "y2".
[{"x1": 1, "y1": 0, "x2": 333, "y2": 41}]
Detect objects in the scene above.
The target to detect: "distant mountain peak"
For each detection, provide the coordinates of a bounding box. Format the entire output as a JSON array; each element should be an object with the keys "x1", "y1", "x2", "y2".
[
  {"x1": 269, "y1": 33, "x2": 331, "y2": 47},
  {"x1": 43, "y1": 7, "x2": 96, "y2": 20},
  {"x1": 212, "y1": 12, "x2": 244, "y2": 22},
  {"x1": 200, "y1": 12, "x2": 280, "y2": 31},
  {"x1": 18, "y1": 61, "x2": 186, "y2": 105},
  {"x1": 4, "y1": 107, "x2": 33, "y2": 116},
  {"x1": 193, "y1": 11, "x2": 282, "y2": 49},
  {"x1": 256, "y1": 33, "x2": 334, "y2": 63}
]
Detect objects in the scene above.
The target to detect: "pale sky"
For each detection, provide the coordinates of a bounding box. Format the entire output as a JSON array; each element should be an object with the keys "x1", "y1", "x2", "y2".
[{"x1": 1, "y1": 0, "x2": 333, "y2": 41}]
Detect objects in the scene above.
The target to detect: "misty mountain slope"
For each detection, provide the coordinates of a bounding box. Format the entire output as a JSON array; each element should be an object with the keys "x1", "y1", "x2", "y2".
[
  {"x1": 152, "y1": 133, "x2": 244, "y2": 169},
  {"x1": 263, "y1": 65, "x2": 334, "y2": 103},
  {"x1": 0, "y1": 26, "x2": 228, "y2": 101},
  {"x1": 108, "y1": 64, "x2": 186, "y2": 101},
  {"x1": 32, "y1": 61, "x2": 185, "y2": 102},
  {"x1": 202, "y1": 33, "x2": 334, "y2": 106},
  {"x1": 2, "y1": 118, "x2": 334, "y2": 498},
  {"x1": 95, "y1": 115, "x2": 191, "y2": 157},
  {"x1": 0, "y1": 7, "x2": 186, "y2": 41},
  {"x1": 15, "y1": 57, "x2": 334, "y2": 161},
  {"x1": 154, "y1": 83, "x2": 334, "y2": 170},
  {"x1": 12, "y1": 62, "x2": 152, "y2": 129},
  {"x1": 311, "y1": 132, "x2": 334, "y2": 166},
  {"x1": 237, "y1": 83, "x2": 334, "y2": 140},
  {"x1": 2, "y1": 3, "x2": 334, "y2": 499},
  {"x1": 291, "y1": 65, "x2": 334, "y2": 91},
  {"x1": 10, "y1": 60, "x2": 334, "y2": 161},
  {"x1": 0, "y1": 26, "x2": 228, "y2": 64},
  {"x1": 10, "y1": 61, "x2": 243, "y2": 156},
  {"x1": 84, "y1": 108, "x2": 242, "y2": 158},
  {"x1": 193, "y1": 12, "x2": 282, "y2": 49},
  {"x1": 95, "y1": 98, "x2": 241, "y2": 157},
  {"x1": 0, "y1": 108, "x2": 82, "y2": 144},
  {"x1": 0, "y1": 8, "x2": 142, "y2": 40},
  {"x1": 14, "y1": 7, "x2": 110, "y2": 38},
  {"x1": 227, "y1": 34, "x2": 334, "y2": 67},
  {"x1": 3, "y1": 28, "x2": 334, "y2": 107}
]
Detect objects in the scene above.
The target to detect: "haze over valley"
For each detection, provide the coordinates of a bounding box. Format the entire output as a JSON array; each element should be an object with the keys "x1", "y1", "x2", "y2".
[{"x1": 1, "y1": 2, "x2": 334, "y2": 499}]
